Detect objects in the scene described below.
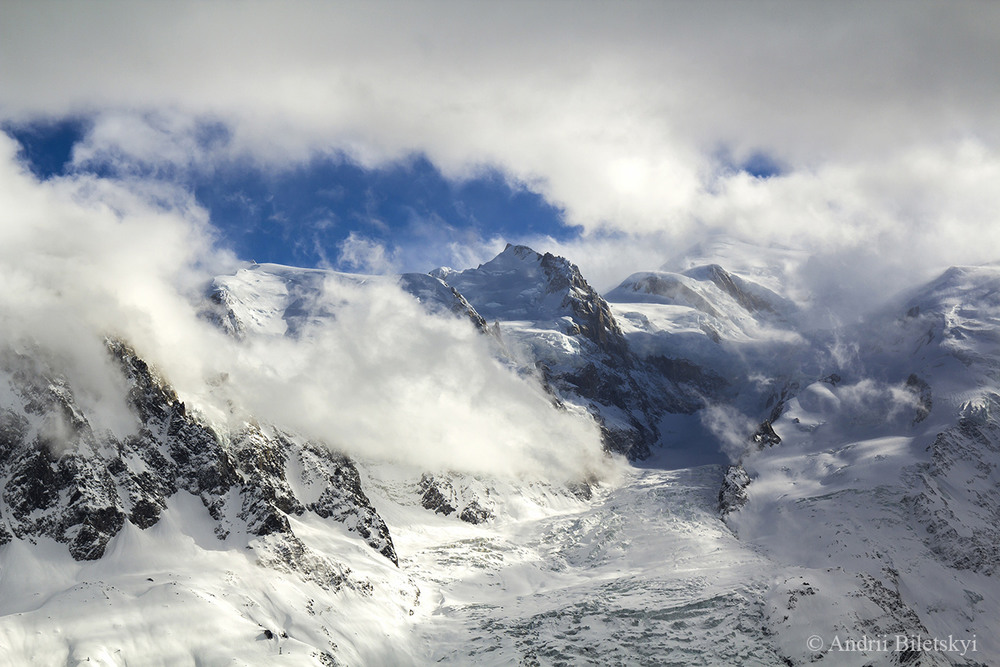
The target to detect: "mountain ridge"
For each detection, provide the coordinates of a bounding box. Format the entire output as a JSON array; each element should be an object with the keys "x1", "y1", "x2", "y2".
[{"x1": 2, "y1": 242, "x2": 1000, "y2": 665}]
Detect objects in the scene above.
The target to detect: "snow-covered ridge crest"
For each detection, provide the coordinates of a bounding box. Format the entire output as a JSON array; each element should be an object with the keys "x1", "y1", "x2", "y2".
[
  {"x1": 432, "y1": 243, "x2": 705, "y2": 461},
  {"x1": 432, "y1": 243, "x2": 628, "y2": 355},
  {"x1": 200, "y1": 260, "x2": 614, "y2": 483},
  {"x1": 606, "y1": 263, "x2": 799, "y2": 347}
]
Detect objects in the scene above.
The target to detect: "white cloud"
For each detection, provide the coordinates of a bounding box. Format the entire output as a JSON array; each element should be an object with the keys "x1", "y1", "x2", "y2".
[
  {"x1": 0, "y1": 134, "x2": 612, "y2": 481},
  {"x1": 0, "y1": 132, "x2": 229, "y2": 438},
  {"x1": 336, "y1": 231, "x2": 397, "y2": 274},
  {"x1": 224, "y1": 277, "x2": 611, "y2": 480},
  {"x1": 797, "y1": 379, "x2": 921, "y2": 434},
  {"x1": 2, "y1": 2, "x2": 1000, "y2": 317},
  {"x1": 699, "y1": 403, "x2": 758, "y2": 463},
  {"x1": 3, "y1": 2, "x2": 998, "y2": 227}
]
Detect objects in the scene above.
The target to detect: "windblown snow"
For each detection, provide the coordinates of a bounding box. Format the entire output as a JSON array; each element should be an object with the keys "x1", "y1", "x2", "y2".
[{"x1": 2, "y1": 237, "x2": 999, "y2": 666}]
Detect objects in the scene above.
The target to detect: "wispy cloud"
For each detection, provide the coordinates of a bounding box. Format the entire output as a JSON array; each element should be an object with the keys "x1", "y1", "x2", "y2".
[{"x1": 0, "y1": 135, "x2": 611, "y2": 480}]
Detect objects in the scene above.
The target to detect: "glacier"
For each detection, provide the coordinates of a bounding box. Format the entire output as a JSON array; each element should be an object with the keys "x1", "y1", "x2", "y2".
[{"x1": 0, "y1": 240, "x2": 998, "y2": 666}]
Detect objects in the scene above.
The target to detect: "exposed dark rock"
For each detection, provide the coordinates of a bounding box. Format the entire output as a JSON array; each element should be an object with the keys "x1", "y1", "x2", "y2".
[
  {"x1": 598, "y1": 420, "x2": 653, "y2": 462},
  {"x1": 254, "y1": 533, "x2": 352, "y2": 591},
  {"x1": 419, "y1": 475, "x2": 456, "y2": 516},
  {"x1": 230, "y1": 425, "x2": 300, "y2": 537},
  {"x1": 902, "y1": 393, "x2": 1000, "y2": 575},
  {"x1": 315, "y1": 650, "x2": 341, "y2": 667},
  {"x1": 303, "y1": 443, "x2": 397, "y2": 565},
  {"x1": 0, "y1": 340, "x2": 397, "y2": 567},
  {"x1": 69, "y1": 505, "x2": 127, "y2": 560},
  {"x1": 820, "y1": 373, "x2": 842, "y2": 386},
  {"x1": 418, "y1": 474, "x2": 499, "y2": 527},
  {"x1": 0, "y1": 354, "x2": 132, "y2": 560},
  {"x1": 537, "y1": 249, "x2": 629, "y2": 360},
  {"x1": 853, "y1": 570, "x2": 928, "y2": 640},
  {"x1": 567, "y1": 480, "x2": 594, "y2": 501},
  {"x1": 719, "y1": 465, "x2": 751, "y2": 515},
  {"x1": 555, "y1": 349, "x2": 684, "y2": 462},
  {"x1": 459, "y1": 500, "x2": 493, "y2": 525},
  {"x1": 751, "y1": 420, "x2": 781, "y2": 449},
  {"x1": 129, "y1": 498, "x2": 164, "y2": 530}
]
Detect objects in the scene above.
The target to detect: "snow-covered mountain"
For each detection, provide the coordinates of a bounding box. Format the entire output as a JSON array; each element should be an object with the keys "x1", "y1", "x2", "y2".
[
  {"x1": 720, "y1": 263, "x2": 1000, "y2": 666},
  {"x1": 432, "y1": 244, "x2": 701, "y2": 461},
  {"x1": 1, "y1": 241, "x2": 999, "y2": 665}
]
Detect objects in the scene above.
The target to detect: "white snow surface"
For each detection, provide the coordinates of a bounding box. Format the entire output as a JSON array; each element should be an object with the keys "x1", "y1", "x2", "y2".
[
  {"x1": 0, "y1": 460, "x2": 790, "y2": 666},
  {"x1": 3, "y1": 242, "x2": 1000, "y2": 665},
  {"x1": 211, "y1": 263, "x2": 378, "y2": 338}
]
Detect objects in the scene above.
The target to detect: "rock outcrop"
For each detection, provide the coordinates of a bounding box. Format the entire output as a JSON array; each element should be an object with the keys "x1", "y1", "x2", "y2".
[{"x1": 0, "y1": 340, "x2": 396, "y2": 565}]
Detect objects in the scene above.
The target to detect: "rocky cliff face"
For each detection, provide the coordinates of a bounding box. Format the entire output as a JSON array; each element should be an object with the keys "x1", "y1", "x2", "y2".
[
  {"x1": 433, "y1": 244, "x2": 698, "y2": 460},
  {"x1": 903, "y1": 394, "x2": 1000, "y2": 575},
  {"x1": 0, "y1": 340, "x2": 396, "y2": 566},
  {"x1": 717, "y1": 464, "x2": 750, "y2": 515},
  {"x1": 535, "y1": 249, "x2": 630, "y2": 359}
]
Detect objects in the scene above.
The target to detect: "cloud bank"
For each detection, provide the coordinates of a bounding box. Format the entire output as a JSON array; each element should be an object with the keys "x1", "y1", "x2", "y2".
[
  {"x1": 4, "y1": 1, "x2": 997, "y2": 313},
  {"x1": 3, "y1": 10, "x2": 996, "y2": 173},
  {"x1": 0, "y1": 133, "x2": 610, "y2": 481},
  {"x1": 222, "y1": 275, "x2": 610, "y2": 479}
]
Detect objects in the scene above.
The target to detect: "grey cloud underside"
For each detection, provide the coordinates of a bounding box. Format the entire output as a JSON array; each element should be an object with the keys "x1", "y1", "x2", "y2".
[{"x1": 3, "y1": 2, "x2": 997, "y2": 157}]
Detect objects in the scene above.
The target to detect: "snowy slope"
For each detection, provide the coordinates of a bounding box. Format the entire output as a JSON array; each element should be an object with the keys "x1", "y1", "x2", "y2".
[
  {"x1": 722, "y1": 264, "x2": 1000, "y2": 666},
  {"x1": 606, "y1": 263, "x2": 804, "y2": 401},
  {"x1": 205, "y1": 263, "x2": 379, "y2": 339},
  {"x1": 391, "y1": 461, "x2": 787, "y2": 666},
  {"x1": 433, "y1": 244, "x2": 700, "y2": 461},
  {"x1": 3, "y1": 244, "x2": 1000, "y2": 666}
]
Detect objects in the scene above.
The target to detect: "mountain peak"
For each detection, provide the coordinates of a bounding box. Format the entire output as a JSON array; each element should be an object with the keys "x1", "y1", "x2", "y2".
[
  {"x1": 501, "y1": 242, "x2": 539, "y2": 258},
  {"x1": 436, "y1": 244, "x2": 627, "y2": 356}
]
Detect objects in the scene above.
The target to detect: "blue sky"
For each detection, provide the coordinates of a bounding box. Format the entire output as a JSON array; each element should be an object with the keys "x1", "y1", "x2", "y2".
[
  {"x1": 4, "y1": 116, "x2": 577, "y2": 273},
  {"x1": 3, "y1": 115, "x2": 791, "y2": 276}
]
